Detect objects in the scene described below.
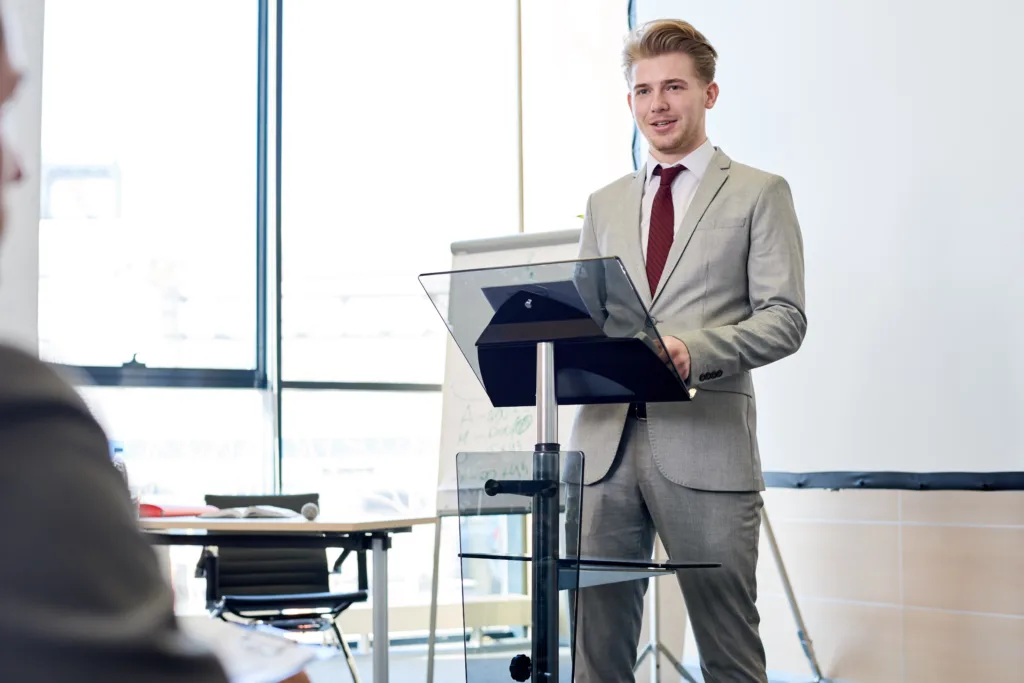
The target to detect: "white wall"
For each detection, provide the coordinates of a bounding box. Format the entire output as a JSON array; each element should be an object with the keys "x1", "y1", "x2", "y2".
[
  {"x1": 638, "y1": 0, "x2": 1024, "y2": 475},
  {"x1": 0, "y1": 0, "x2": 43, "y2": 352}
]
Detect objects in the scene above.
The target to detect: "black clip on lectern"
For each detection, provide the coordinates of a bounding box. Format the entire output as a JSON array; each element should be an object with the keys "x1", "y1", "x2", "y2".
[{"x1": 419, "y1": 256, "x2": 719, "y2": 683}]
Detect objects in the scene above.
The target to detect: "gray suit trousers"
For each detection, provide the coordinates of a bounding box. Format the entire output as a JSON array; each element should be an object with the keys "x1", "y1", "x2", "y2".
[{"x1": 572, "y1": 415, "x2": 766, "y2": 683}]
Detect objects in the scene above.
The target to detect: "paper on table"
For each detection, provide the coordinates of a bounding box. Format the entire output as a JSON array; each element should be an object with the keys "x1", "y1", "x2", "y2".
[
  {"x1": 180, "y1": 618, "x2": 331, "y2": 683},
  {"x1": 199, "y1": 505, "x2": 300, "y2": 519}
]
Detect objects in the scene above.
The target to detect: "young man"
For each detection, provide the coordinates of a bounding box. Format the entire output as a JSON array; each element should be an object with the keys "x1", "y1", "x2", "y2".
[
  {"x1": 0, "y1": 11, "x2": 310, "y2": 683},
  {"x1": 570, "y1": 19, "x2": 807, "y2": 683}
]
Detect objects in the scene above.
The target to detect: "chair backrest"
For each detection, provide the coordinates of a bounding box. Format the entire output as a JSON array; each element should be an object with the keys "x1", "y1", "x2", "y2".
[{"x1": 204, "y1": 493, "x2": 329, "y2": 597}]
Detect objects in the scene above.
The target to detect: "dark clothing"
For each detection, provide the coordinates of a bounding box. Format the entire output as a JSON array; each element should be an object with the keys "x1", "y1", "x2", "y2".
[{"x1": 0, "y1": 344, "x2": 228, "y2": 682}]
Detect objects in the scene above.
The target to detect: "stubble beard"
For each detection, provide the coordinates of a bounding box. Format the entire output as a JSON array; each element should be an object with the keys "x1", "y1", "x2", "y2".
[{"x1": 650, "y1": 124, "x2": 698, "y2": 158}]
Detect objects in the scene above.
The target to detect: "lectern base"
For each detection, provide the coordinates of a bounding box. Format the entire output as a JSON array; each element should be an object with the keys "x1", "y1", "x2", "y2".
[
  {"x1": 455, "y1": 449, "x2": 580, "y2": 683},
  {"x1": 454, "y1": 450, "x2": 720, "y2": 683}
]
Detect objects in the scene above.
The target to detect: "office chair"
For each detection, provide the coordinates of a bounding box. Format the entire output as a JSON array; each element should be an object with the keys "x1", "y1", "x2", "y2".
[{"x1": 196, "y1": 493, "x2": 367, "y2": 683}]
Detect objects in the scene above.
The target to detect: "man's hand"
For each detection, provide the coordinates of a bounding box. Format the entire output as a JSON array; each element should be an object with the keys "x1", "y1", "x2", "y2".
[{"x1": 655, "y1": 335, "x2": 691, "y2": 380}]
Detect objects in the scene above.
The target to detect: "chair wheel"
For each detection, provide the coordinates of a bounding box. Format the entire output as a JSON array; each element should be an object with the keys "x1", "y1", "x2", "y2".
[{"x1": 509, "y1": 653, "x2": 531, "y2": 681}]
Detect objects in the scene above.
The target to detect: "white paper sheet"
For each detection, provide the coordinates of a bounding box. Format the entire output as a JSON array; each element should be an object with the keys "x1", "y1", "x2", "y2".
[{"x1": 180, "y1": 617, "x2": 332, "y2": 683}]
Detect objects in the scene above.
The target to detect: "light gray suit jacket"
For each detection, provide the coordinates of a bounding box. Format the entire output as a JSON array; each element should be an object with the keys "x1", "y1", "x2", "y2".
[
  {"x1": 0, "y1": 344, "x2": 229, "y2": 682},
  {"x1": 568, "y1": 148, "x2": 807, "y2": 492}
]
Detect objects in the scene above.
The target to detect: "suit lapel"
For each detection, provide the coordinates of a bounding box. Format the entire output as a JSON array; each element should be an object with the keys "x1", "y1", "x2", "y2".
[
  {"x1": 618, "y1": 167, "x2": 652, "y2": 309},
  {"x1": 652, "y1": 150, "x2": 731, "y2": 305}
]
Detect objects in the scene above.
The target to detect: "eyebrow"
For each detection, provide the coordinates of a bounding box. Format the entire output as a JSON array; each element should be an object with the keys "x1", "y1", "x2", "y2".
[{"x1": 634, "y1": 78, "x2": 688, "y2": 92}]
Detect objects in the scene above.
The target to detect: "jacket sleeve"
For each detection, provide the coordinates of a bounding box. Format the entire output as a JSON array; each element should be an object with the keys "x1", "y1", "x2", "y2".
[
  {"x1": 0, "y1": 356, "x2": 230, "y2": 683},
  {"x1": 671, "y1": 174, "x2": 807, "y2": 385}
]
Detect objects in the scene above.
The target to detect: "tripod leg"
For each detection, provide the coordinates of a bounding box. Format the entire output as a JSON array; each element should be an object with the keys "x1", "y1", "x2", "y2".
[
  {"x1": 427, "y1": 518, "x2": 442, "y2": 683},
  {"x1": 656, "y1": 642, "x2": 698, "y2": 683},
  {"x1": 633, "y1": 643, "x2": 654, "y2": 673},
  {"x1": 648, "y1": 569, "x2": 661, "y2": 683},
  {"x1": 634, "y1": 539, "x2": 698, "y2": 683},
  {"x1": 763, "y1": 507, "x2": 827, "y2": 682}
]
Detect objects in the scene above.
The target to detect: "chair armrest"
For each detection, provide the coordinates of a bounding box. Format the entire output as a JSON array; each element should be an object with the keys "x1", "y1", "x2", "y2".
[
  {"x1": 331, "y1": 549, "x2": 351, "y2": 573},
  {"x1": 219, "y1": 590, "x2": 368, "y2": 614}
]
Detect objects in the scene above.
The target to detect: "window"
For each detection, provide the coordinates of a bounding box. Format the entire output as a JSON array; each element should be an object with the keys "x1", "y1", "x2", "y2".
[
  {"x1": 36, "y1": 0, "x2": 626, "y2": 638},
  {"x1": 279, "y1": 0, "x2": 520, "y2": 385},
  {"x1": 76, "y1": 385, "x2": 274, "y2": 616},
  {"x1": 277, "y1": 0, "x2": 525, "y2": 617},
  {"x1": 281, "y1": 389, "x2": 441, "y2": 605},
  {"x1": 39, "y1": 1, "x2": 271, "y2": 618},
  {"x1": 38, "y1": 0, "x2": 261, "y2": 372},
  {"x1": 79, "y1": 387, "x2": 274, "y2": 503},
  {"x1": 521, "y1": 0, "x2": 634, "y2": 231},
  {"x1": 280, "y1": 390, "x2": 441, "y2": 518}
]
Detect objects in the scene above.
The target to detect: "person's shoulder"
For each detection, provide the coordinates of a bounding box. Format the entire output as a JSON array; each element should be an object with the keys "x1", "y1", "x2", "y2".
[
  {"x1": 719, "y1": 149, "x2": 789, "y2": 193},
  {"x1": 0, "y1": 343, "x2": 93, "y2": 419},
  {"x1": 589, "y1": 168, "x2": 641, "y2": 208}
]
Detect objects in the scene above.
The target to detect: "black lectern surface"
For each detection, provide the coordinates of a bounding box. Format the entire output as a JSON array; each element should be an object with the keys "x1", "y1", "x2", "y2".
[
  {"x1": 419, "y1": 257, "x2": 713, "y2": 683},
  {"x1": 419, "y1": 256, "x2": 693, "y2": 407}
]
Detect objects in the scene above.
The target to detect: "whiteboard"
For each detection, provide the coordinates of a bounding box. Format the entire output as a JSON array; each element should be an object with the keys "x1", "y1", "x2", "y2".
[
  {"x1": 638, "y1": 0, "x2": 1024, "y2": 476},
  {"x1": 435, "y1": 229, "x2": 581, "y2": 515}
]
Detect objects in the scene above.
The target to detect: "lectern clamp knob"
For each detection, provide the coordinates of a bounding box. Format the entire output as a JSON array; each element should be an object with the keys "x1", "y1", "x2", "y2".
[{"x1": 509, "y1": 653, "x2": 532, "y2": 681}]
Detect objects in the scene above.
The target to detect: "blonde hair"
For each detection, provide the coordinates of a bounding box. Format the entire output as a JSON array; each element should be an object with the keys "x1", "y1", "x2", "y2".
[{"x1": 623, "y1": 19, "x2": 718, "y2": 85}]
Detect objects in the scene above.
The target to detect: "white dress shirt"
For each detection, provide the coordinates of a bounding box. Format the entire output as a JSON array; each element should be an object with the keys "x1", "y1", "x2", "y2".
[{"x1": 640, "y1": 138, "x2": 716, "y2": 262}]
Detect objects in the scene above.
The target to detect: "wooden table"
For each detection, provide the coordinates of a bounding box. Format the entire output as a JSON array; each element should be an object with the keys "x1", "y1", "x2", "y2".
[{"x1": 141, "y1": 515, "x2": 436, "y2": 683}]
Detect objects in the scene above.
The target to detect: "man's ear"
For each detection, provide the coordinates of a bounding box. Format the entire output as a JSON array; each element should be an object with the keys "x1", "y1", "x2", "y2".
[
  {"x1": 626, "y1": 90, "x2": 634, "y2": 114},
  {"x1": 705, "y1": 82, "x2": 719, "y2": 109}
]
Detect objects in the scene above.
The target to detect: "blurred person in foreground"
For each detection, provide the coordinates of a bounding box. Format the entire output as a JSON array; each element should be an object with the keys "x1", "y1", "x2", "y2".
[{"x1": 0, "y1": 10, "x2": 311, "y2": 683}]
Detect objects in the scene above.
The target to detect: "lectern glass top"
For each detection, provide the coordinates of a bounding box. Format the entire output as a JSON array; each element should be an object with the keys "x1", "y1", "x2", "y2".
[{"x1": 419, "y1": 256, "x2": 689, "y2": 407}]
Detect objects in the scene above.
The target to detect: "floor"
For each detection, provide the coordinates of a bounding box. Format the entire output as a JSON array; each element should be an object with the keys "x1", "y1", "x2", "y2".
[
  {"x1": 305, "y1": 643, "x2": 838, "y2": 683},
  {"x1": 307, "y1": 643, "x2": 573, "y2": 683}
]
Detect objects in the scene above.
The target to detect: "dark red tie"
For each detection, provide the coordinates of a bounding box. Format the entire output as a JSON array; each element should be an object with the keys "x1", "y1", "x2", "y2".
[{"x1": 646, "y1": 164, "x2": 686, "y2": 296}]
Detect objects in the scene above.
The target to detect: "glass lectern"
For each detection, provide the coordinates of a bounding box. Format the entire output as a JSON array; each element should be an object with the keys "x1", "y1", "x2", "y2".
[{"x1": 419, "y1": 257, "x2": 719, "y2": 683}]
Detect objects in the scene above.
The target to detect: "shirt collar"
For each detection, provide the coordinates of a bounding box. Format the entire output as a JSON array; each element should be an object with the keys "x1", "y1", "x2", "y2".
[{"x1": 645, "y1": 138, "x2": 716, "y2": 186}]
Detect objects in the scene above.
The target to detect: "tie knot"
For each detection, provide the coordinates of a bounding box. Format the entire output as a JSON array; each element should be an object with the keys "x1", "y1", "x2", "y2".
[{"x1": 654, "y1": 164, "x2": 686, "y2": 187}]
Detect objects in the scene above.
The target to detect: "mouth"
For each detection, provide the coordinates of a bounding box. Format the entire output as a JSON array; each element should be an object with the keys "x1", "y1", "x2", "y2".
[{"x1": 649, "y1": 119, "x2": 677, "y2": 132}]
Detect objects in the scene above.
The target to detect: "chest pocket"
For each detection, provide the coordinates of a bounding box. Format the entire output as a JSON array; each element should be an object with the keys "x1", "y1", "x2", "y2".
[
  {"x1": 698, "y1": 216, "x2": 747, "y2": 231},
  {"x1": 697, "y1": 215, "x2": 749, "y2": 276}
]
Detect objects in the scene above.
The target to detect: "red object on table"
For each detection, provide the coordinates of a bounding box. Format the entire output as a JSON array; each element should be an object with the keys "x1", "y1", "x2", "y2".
[{"x1": 138, "y1": 503, "x2": 219, "y2": 518}]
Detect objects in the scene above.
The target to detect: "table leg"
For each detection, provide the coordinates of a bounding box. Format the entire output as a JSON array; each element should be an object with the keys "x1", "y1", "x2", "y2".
[{"x1": 372, "y1": 536, "x2": 388, "y2": 683}]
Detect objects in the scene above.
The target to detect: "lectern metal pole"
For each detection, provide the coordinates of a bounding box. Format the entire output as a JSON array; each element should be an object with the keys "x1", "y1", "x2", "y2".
[
  {"x1": 532, "y1": 341, "x2": 560, "y2": 683},
  {"x1": 537, "y1": 342, "x2": 557, "y2": 443}
]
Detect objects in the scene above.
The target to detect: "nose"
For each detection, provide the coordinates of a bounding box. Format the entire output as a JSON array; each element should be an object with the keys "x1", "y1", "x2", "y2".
[{"x1": 649, "y1": 90, "x2": 669, "y2": 112}]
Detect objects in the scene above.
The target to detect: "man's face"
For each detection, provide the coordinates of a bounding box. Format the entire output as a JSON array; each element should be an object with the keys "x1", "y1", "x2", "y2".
[
  {"x1": 0, "y1": 37, "x2": 24, "y2": 241},
  {"x1": 628, "y1": 52, "x2": 718, "y2": 163}
]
